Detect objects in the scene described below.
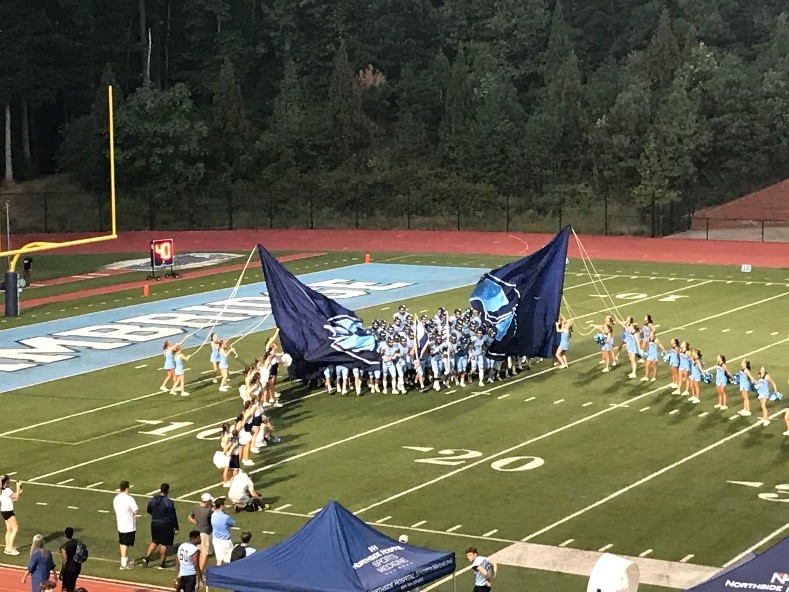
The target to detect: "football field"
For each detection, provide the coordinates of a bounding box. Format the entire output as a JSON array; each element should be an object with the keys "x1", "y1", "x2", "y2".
[{"x1": 1, "y1": 252, "x2": 788, "y2": 592}]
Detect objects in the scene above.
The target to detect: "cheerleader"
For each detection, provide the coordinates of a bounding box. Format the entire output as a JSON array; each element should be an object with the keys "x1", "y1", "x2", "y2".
[
  {"x1": 597, "y1": 316, "x2": 614, "y2": 365},
  {"x1": 217, "y1": 340, "x2": 236, "y2": 392},
  {"x1": 624, "y1": 324, "x2": 640, "y2": 379},
  {"x1": 712, "y1": 355, "x2": 731, "y2": 410},
  {"x1": 737, "y1": 359, "x2": 756, "y2": 417},
  {"x1": 675, "y1": 342, "x2": 692, "y2": 396},
  {"x1": 222, "y1": 428, "x2": 241, "y2": 486},
  {"x1": 687, "y1": 349, "x2": 703, "y2": 404},
  {"x1": 263, "y1": 343, "x2": 281, "y2": 407},
  {"x1": 238, "y1": 403, "x2": 256, "y2": 465},
  {"x1": 172, "y1": 345, "x2": 191, "y2": 396},
  {"x1": 755, "y1": 366, "x2": 778, "y2": 426},
  {"x1": 209, "y1": 333, "x2": 221, "y2": 383},
  {"x1": 160, "y1": 340, "x2": 177, "y2": 392},
  {"x1": 600, "y1": 324, "x2": 614, "y2": 373},
  {"x1": 641, "y1": 334, "x2": 665, "y2": 382},
  {"x1": 668, "y1": 338, "x2": 681, "y2": 389},
  {"x1": 613, "y1": 316, "x2": 634, "y2": 365},
  {"x1": 554, "y1": 318, "x2": 572, "y2": 369},
  {"x1": 783, "y1": 407, "x2": 789, "y2": 436},
  {"x1": 640, "y1": 315, "x2": 655, "y2": 351}
]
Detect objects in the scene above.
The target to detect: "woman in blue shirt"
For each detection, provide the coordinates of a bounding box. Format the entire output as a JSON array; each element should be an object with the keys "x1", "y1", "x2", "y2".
[
  {"x1": 737, "y1": 360, "x2": 756, "y2": 417},
  {"x1": 641, "y1": 334, "x2": 665, "y2": 383},
  {"x1": 668, "y1": 338, "x2": 681, "y2": 391},
  {"x1": 755, "y1": 366, "x2": 779, "y2": 427},
  {"x1": 688, "y1": 349, "x2": 704, "y2": 404},
  {"x1": 624, "y1": 324, "x2": 640, "y2": 379},
  {"x1": 554, "y1": 318, "x2": 573, "y2": 369},
  {"x1": 22, "y1": 534, "x2": 56, "y2": 592},
  {"x1": 712, "y1": 355, "x2": 731, "y2": 411},
  {"x1": 677, "y1": 342, "x2": 692, "y2": 396}
]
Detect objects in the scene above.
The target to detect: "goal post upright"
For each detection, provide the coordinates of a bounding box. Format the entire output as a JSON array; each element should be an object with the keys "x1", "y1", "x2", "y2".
[{"x1": 1, "y1": 86, "x2": 119, "y2": 271}]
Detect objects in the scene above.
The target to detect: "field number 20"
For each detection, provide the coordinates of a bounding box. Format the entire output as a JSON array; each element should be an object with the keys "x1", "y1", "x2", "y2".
[{"x1": 406, "y1": 447, "x2": 544, "y2": 472}]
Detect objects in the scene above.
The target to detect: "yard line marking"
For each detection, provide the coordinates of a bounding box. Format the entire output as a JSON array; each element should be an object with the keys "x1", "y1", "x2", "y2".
[
  {"x1": 359, "y1": 336, "x2": 789, "y2": 518},
  {"x1": 200, "y1": 370, "x2": 214, "y2": 375},
  {"x1": 559, "y1": 539, "x2": 574, "y2": 547},
  {"x1": 380, "y1": 307, "x2": 390, "y2": 311},
  {"x1": 669, "y1": 409, "x2": 679, "y2": 415},
  {"x1": 273, "y1": 504, "x2": 291, "y2": 511},
  {"x1": 98, "y1": 509, "x2": 109, "y2": 513},
  {"x1": 726, "y1": 481, "x2": 764, "y2": 488},
  {"x1": 746, "y1": 330, "x2": 754, "y2": 334},
  {"x1": 771, "y1": 331, "x2": 779, "y2": 336},
  {"x1": 553, "y1": 399, "x2": 565, "y2": 405},
  {"x1": 598, "y1": 544, "x2": 613, "y2": 552},
  {"x1": 525, "y1": 397, "x2": 536, "y2": 402},
  {"x1": 411, "y1": 521, "x2": 427, "y2": 528},
  {"x1": 724, "y1": 521, "x2": 789, "y2": 567},
  {"x1": 86, "y1": 482, "x2": 103, "y2": 489},
  {"x1": 308, "y1": 508, "x2": 322, "y2": 515},
  {"x1": 639, "y1": 549, "x2": 653, "y2": 557},
  {"x1": 446, "y1": 525, "x2": 463, "y2": 533},
  {"x1": 6, "y1": 472, "x2": 16, "y2": 476},
  {"x1": 729, "y1": 415, "x2": 739, "y2": 421},
  {"x1": 36, "y1": 502, "x2": 48, "y2": 506},
  {"x1": 483, "y1": 530, "x2": 498, "y2": 537},
  {"x1": 57, "y1": 479, "x2": 74, "y2": 485},
  {"x1": 698, "y1": 327, "x2": 707, "y2": 331},
  {"x1": 722, "y1": 328, "x2": 730, "y2": 332},
  {"x1": 446, "y1": 389, "x2": 456, "y2": 394},
  {"x1": 403, "y1": 446, "x2": 434, "y2": 453},
  {"x1": 261, "y1": 530, "x2": 276, "y2": 535},
  {"x1": 582, "y1": 402, "x2": 593, "y2": 407},
  {"x1": 134, "y1": 364, "x2": 147, "y2": 369},
  {"x1": 639, "y1": 407, "x2": 651, "y2": 412},
  {"x1": 497, "y1": 394, "x2": 509, "y2": 400},
  {"x1": 145, "y1": 488, "x2": 160, "y2": 495},
  {"x1": 67, "y1": 506, "x2": 79, "y2": 510},
  {"x1": 375, "y1": 516, "x2": 392, "y2": 524},
  {"x1": 680, "y1": 554, "x2": 695, "y2": 563},
  {"x1": 698, "y1": 412, "x2": 708, "y2": 418},
  {"x1": 520, "y1": 406, "x2": 788, "y2": 543}
]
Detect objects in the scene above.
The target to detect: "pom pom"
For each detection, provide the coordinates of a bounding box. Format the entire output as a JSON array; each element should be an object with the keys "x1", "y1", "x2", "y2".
[
  {"x1": 769, "y1": 391, "x2": 783, "y2": 402},
  {"x1": 594, "y1": 333, "x2": 606, "y2": 345},
  {"x1": 662, "y1": 351, "x2": 671, "y2": 363},
  {"x1": 637, "y1": 349, "x2": 647, "y2": 359},
  {"x1": 702, "y1": 372, "x2": 713, "y2": 384}
]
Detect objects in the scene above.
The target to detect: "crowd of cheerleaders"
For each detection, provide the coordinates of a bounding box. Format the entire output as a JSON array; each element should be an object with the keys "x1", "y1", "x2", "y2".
[
  {"x1": 592, "y1": 313, "x2": 787, "y2": 433},
  {"x1": 156, "y1": 305, "x2": 788, "y2": 439}
]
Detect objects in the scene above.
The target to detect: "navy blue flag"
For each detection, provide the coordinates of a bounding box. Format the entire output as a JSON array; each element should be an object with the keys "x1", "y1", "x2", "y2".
[
  {"x1": 258, "y1": 245, "x2": 380, "y2": 379},
  {"x1": 469, "y1": 226, "x2": 571, "y2": 359}
]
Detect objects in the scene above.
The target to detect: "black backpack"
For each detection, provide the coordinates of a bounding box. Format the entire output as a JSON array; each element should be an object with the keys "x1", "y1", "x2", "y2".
[
  {"x1": 73, "y1": 539, "x2": 89, "y2": 564},
  {"x1": 229, "y1": 544, "x2": 246, "y2": 563}
]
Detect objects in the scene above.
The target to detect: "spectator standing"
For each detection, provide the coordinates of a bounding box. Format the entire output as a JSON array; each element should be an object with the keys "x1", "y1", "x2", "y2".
[
  {"x1": 1, "y1": 474, "x2": 22, "y2": 555},
  {"x1": 142, "y1": 483, "x2": 178, "y2": 569},
  {"x1": 187, "y1": 493, "x2": 213, "y2": 572},
  {"x1": 112, "y1": 481, "x2": 138, "y2": 570},
  {"x1": 175, "y1": 531, "x2": 202, "y2": 592},
  {"x1": 209, "y1": 499, "x2": 235, "y2": 565},
  {"x1": 227, "y1": 470, "x2": 268, "y2": 513},
  {"x1": 229, "y1": 531, "x2": 255, "y2": 562},
  {"x1": 22, "y1": 534, "x2": 56, "y2": 592},
  {"x1": 59, "y1": 527, "x2": 81, "y2": 592},
  {"x1": 465, "y1": 547, "x2": 496, "y2": 592}
]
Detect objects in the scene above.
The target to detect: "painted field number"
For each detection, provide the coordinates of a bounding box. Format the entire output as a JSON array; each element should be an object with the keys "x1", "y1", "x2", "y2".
[
  {"x1": 758, "y1": 484, "x2": 789, "y2": 503},
  {"x1": 136, "y1": 420, "x2": 194, "y2": 436},
  {"x1": 405, "y1": 447, "x2": 544, "y2": 473}
]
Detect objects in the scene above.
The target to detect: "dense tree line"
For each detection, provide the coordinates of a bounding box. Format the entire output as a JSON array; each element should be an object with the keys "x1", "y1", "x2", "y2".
[{"x1": 1, "y1": 0, "x2": 787, "y2": 232}]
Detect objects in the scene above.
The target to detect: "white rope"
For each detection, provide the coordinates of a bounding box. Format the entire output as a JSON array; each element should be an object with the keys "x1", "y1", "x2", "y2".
[
  {"x1": 571, "y1": 229, "x2": 626, "y2": 324},
  {"x1": 230, "y1": 313, "x2": 273, "y2": 347},
  {"x1": 186, "y1": 246, "x2": 258, "y2": 356}
]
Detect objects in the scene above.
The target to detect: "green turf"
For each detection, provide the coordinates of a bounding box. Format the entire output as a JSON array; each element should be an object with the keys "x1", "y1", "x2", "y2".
[{"x1": 0, "y1": 254, "x2": 787, "y2": 591}]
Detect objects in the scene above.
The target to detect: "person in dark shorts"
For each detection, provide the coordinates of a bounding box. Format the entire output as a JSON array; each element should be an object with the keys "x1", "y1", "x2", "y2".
[
  {"x1": 142, "y1": 483, "x2": 178, "y2": 569},
  {"x1": 59, "y1": 527, "x2": 81, "y2": 592},
  {"x1": 112, "y1": 481, "x2": 137, "y2": 569},
  {"x1": 175, "y1": 531, "x2": 202, "y2": 592}
]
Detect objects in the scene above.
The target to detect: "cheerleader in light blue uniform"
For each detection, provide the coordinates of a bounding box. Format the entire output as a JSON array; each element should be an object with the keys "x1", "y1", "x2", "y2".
[
  {"x1": 687, "y1": 349, "x2": 703, "y2": 404},
  {"x1": 640, "y1": 315, "x2": 655, "y2": 351},
  {"x1": 160, "y1": 340, "x2": 177, "y2": 392},
  {"x1": 737, "y1": 359, "x2": 756, "y2": 417},
  {"x1": 613, "y1": 316, "x2": 634, "y2": 366},
  {"x1": 640, "y1": 334, "x2": 665, "y2": 382},
  {"x1": 217, "y1": 340, "x2": 236, "y2": 392},
  {"x1": 755, "y1": 366, "x2": 779, "y2": 426},
  {"x1": 554, "y1": 318, "x2": 573, "y2": 369},
  {"x1": 623, "y1": 324, "x2": 640, "y2": 379},
  {"x1": 667, "y1": 339, "x2": 681, "y2": 389},
  {"x1": 712, "y1": 355, "x2": 731, "y2": 411},
  {"x1": 173, "y1": 345, "x2": 191, "y2": 396},
  {"x1": 600, "y1": 324, "x2": 614, "y2": 373},
  {"x1": 676, "y1": 342, "x2": 692, "y2": 395},
  {"x1": 209, "y1": 333, "x2": 222, "y2": 384}
]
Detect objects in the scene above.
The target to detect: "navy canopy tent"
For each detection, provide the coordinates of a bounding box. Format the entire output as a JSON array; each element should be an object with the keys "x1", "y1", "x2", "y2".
[
  {"x1": 206, "y1": 501, "x2": 455, "y2": 592},
  {"x1": 685, "y1": 538, "x2": 789, "y2": 592}
]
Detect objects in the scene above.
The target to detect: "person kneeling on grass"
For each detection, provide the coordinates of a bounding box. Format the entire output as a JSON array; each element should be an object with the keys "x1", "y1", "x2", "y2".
[{"x1": 227, "y1": 470, "x2": 268, "y2": 513}]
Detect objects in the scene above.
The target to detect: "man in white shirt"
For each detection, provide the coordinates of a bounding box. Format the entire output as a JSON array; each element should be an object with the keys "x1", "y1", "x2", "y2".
[
  {"x1": 112, "y1": 480, "x2": 138, "y2": 570},
  {"x1": 466, "y1": 547, "x2": 496, "y2": 591},
  {"x1": 176, "y1": 531, "x2": 203, "y2": 592},
  {"x1": 227, "y1": 470, "x2": 268, "y2": 512}
]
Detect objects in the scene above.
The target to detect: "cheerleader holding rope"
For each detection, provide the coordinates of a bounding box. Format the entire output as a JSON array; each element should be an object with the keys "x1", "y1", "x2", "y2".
[
  {"x1": 160, "y1": 337, "x2": 187, "y2": 392},
  {"x1": 593, "y1": 323, "x2": 615, "y2": 373}
]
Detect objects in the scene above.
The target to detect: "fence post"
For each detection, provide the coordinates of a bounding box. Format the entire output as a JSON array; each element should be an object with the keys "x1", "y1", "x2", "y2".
[
  {"x1": 558, "y1": 207, "x2": 563, "y2": 231},
  {"x1": 43, "y1": 193, "x2": 49, "y2": 233},
  {"x1": 268, "y1": 193, "x2": 274, "y2": 229},
  {"x1": 705, "y1": 218, "x2": 709, "y2": 240},
  {"x1": 604, "y1": 195, "x2": 609, "y2": 236},
  {"x1": 761, "y1": 220, "x2": 765, "y2": 242},
  {"x1": 309, "y1": 200, "x2": 314, "y2": 229},
  {"x1": 456, "y1": 201, "x2": 461, "y2": 231},
  {"x1": 506, "y1": 195, "x2": 511, "y2": 232},
  {"x1": 355, "y1": 209, "x2": 359, "y2": 229}
]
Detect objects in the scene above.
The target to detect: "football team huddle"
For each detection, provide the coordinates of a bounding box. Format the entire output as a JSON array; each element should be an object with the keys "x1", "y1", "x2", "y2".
[{"x1": 320, "y1": 305, "x2": 532, "y2": 396}]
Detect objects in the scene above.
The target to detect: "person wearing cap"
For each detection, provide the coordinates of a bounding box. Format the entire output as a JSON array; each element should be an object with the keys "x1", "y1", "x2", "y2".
[{"x1": 187, "y1": 493, "x2": 213, "y2": 572}]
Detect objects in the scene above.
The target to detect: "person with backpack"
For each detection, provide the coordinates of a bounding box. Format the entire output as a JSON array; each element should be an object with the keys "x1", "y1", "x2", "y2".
[
  {"x1": 229, "y1": 532, "x2": 255, "y2": 562},
  {"x1": 59, "y1": 527, "x2": 87, "y2": 592}
]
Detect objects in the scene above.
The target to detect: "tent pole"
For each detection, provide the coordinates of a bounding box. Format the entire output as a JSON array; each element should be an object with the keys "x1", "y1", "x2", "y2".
[{"x1": 452, "y1": 571, "x2": 456, "y2": 592}]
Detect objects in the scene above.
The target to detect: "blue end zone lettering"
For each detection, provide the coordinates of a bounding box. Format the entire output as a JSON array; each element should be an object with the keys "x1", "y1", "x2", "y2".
[{"x1": 0, "y1": 264, "x2": 483, "y2": 392}]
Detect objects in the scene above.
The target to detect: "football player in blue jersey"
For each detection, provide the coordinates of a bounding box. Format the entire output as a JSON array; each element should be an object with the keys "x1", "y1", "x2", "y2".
[
  {"x1": 381, "y1": 337, "x2": 400, "y2": 394},
  {"x1": 469, "y1": 329, "x2": 487, "y2": 387},
  {"x1": 429, "y1": 334, "x2": 446, "y2": 391},
  {"x1": 393, "y1": 304, "x2": 409, "y2": 325},
  {"x1": 323, "y1": 365, "x2": 336, "y2": 395}
]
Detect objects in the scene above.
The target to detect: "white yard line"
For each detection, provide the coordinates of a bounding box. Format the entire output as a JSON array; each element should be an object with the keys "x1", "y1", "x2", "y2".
[{"x1": 723, "y1": 521, "x2": 789, "y2": 567}]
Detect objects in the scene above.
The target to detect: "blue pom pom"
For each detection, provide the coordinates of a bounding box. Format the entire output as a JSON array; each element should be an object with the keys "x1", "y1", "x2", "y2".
[
  {"x1": 769, "y1": 392, "x2": 783, "y2": 402},
  {"x1": 637, "y1": 349, "x2": 648, "y2": 359},
  {"x1": 729, "y1": 371, "x2": 742, "y2": 385},
  {"x1": 702, "y1": 372, "x2": 713, "y2": 384},
  {"x1": 662, "y1": 351, "x2": 671, "y2": 363},
  {"x1": 594, "y1": 333, "x2": 606, "y2": 345}
]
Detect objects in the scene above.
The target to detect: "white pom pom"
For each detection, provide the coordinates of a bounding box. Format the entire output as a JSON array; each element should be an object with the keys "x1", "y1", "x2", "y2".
[{"x1": 279, "y1": 353, "x2": 293, "y2": 367}]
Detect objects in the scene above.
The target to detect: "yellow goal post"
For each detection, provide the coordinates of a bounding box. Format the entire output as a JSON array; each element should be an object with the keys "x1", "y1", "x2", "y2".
[{"x1": 1, "y1": 86, "x2": 119, "y2": 271}]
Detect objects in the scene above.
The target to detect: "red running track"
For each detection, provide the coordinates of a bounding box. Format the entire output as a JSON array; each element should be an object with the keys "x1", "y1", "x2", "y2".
[
  {"x1": 0, "y1": 564, "x2": 169, "y2": 592},
  {"x1": 9, "y1": 229, "x2": 789, "y2": 268}
]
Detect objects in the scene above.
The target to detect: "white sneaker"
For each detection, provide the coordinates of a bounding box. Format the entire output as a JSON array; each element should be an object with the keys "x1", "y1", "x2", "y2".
[
  {"x1": 602, "y1": 368, "x2": 610, "y2": 373},
  {"x1": 598, "y1": 360, "x2": 605, "y2": 365},
  {"x1": 219, "y1": 386, "x2": 229, "y2": 392},
  {"x1": 720, "y1": 405, "x2": 728, "y2": 410},
  {"x1": 251, "y1": 447, "x2": 260, "y2": 453},
  {"x1": 650, "y1": 377, "x2": 656, "y2": 382},
  {"x1": 628, "y1": 373, "x2": 637, "y2": 379},
  {"x1": 479, "y1": 381, "x2": 484, "y2": 387},
  {"x1": 327, "y1": 387, "x2": 334, "y2": 395},
  {"x1": 783, "y1": 430, "x2": 789, "y2": 436},
  {"x1": 274, "y1": 392, "x2": 281, "y2": 399},
  {"x1": 160, "y1": 386, "x2": 168, "y2": 392},
  {"x1": 760, "y1": 419, "x2": 770, "y2": 427},
  {"x1": 383, "y1": 387, "x2": 388, "y2": 394},
  {"x1": 669, "y1": 383, "x2": 678, "y2": 389},
  {"x1": 223, "y1": 482, "x2": 231, "y2": 488},
  {"x1": 170, "y1": 389, "x2": 177, "y2": 395},
  {"x1": 671, "y1": 389, "x2": 681, "y2": 395},
  {"x1": 640, "y1": 377, "x2": 649, "y2": 382},
  {"x1": 681, "y1": 390, "x2": 689, "y2": 396},
  {"x1": 341, "y1": 387, "x2": 347, "y2": 395},
  {"x1": 691, "y1": 397, "x2": 700, "y2": 404},
  {"x1": 212, "y1": 378, "x2": 218, "y2": 384},
  {"x1": 242, "y1": 460, "x2": 254, "y2": 466},
  {"x1": 738, "y1": 409, "x2": 750, "y2": 416},
  {"x1": 4, "y1": 548, "x2": 20, "y2": 556},
  {"x1": 713, "y1": 404, "x2": 721, "y2": 409},
  {"x1": 433, "y1": 381, "x2": 440, "y2": 391},
  {"x1": 262, "y1": 401, "x2": 272, "y2": 407},
  {"x1": 180, "y1": 391, "x2": 190, "y2": 397},
  {"x1": 274, "y1": 401, "x2": 283, "y2": 407},
  {"x1": 460, "y1": 380, "x2": 466, "y2": 387}
]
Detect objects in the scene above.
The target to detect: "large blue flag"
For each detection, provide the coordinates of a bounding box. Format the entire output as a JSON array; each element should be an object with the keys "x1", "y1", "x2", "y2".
[
  {"x1": 258, "y1": 245, "x2": 380, "y2": 379},
  {"x1": 469, "y1": 226, "x2": 570, "y2": 359}
]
